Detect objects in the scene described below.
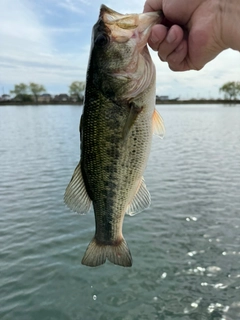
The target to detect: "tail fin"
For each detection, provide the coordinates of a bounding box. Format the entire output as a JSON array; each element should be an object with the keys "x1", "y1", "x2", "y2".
[{"x1": 81, "y1": 237, "x2": 132, "y2": 267}]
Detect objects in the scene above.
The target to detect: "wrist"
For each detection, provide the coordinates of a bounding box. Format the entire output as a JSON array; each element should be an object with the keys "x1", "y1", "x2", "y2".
[{"x1": 219, "y1": 0, "x2": 240, "y2": 51}]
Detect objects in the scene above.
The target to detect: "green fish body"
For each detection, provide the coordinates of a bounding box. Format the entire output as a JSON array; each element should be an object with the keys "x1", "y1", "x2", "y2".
[{"x1": 64, "y1": 5, "x2": 165, "y2": 267}]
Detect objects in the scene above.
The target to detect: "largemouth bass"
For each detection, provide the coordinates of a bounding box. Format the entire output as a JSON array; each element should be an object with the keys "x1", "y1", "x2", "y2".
[{"x1": 64, "y1": 5, "x2": 165, "y2": 267}]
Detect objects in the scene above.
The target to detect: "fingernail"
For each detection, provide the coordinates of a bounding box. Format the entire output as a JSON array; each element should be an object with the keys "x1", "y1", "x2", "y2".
[{"x1": 166, "y1": 30, "x2": 176, "y2": 44}]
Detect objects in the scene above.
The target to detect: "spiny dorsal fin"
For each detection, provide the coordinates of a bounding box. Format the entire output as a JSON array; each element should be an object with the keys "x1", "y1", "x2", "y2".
[
  {"x1": 125, "y1": 177, "x2": 151, "y2": 216},
  {"x1": 152, "y1": 109, "x2": 165, "y2": 138},
  {"x1": 64, "y1": 162, "x2": 92, "y2": 214}
]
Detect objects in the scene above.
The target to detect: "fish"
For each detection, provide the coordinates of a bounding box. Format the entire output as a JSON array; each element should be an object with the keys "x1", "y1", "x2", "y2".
[{"x1": 64, "y1": 4, "x2": 165, "y2": 267}]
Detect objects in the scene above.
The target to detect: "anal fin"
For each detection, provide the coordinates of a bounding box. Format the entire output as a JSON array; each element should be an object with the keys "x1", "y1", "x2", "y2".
[{"x1": 125, "y1": 177, "x2": 151, "y2": 216}]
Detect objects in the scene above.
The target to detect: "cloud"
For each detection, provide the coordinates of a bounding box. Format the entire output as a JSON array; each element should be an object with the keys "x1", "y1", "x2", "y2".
[
  {"x1": 1, "y1": 0, "x2": 239, "y2": 98},
  {"x1": 0, "y1": 0, "x2": 91, "y2": 92},
  {"x1": 151, "y1": 48, "x2": 240, "y2": 98},
  {"x1": 0, "y1": 0, "x2": 53, "y2": 74},
  {"x1": 1, "y1": 49, "x2": 90, "y2": 88},
  {"x1": 57, "y1": 0, "x2": 90, "y2": 14},
  {"x1": 0, "y1": 0, "x2": 150, "y2": 93},
  {"x1": 103, "y1": 0, "x2": 143, "y2": 13},
  {"x1": 0, "y1": 0, "x2": 51, "y2": 50}
]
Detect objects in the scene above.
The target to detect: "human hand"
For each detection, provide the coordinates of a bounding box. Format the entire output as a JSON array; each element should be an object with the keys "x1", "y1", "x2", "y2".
[{"x1": 144, "y1": 0, "x2": 239, "y2": 71}]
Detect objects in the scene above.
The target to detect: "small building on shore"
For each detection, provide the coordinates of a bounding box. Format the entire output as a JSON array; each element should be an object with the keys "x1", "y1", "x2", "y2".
[
  {"x1": 38, "y1": 94, "x2": 52, "y2": 103},
  {"x1": 157, "y1": 95, "x2": 169, "y2": 101},
  {"x1": 53, "y1": 94, "x2": 70, "y2": 103},
  {"x1": 0, "y1": 94, "x2": 11, "y2": 101}
]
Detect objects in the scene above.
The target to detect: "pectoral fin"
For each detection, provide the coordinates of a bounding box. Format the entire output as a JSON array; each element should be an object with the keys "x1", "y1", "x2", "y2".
[
  {"x1": 125, "y1": 177, "x2": 151, "y2": 216},
  {"x1": 64, "y1": 162, "x2": 92, "y2": 214},
  {"x1": 152, "y1": 109, "x2": 165, "y2": 138},
  {"x1": 122, "y1": 101, "x2": 143, "y2": 140}
]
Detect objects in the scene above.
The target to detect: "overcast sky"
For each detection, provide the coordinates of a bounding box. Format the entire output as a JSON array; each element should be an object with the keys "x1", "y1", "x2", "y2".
[{"x1": 1, "y1": 0, "x2": 239, "y2": 99}]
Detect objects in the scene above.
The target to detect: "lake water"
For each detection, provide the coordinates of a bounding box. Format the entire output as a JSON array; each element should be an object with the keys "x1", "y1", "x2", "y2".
[{"x1": 0, "y1": 104, "x2": 240, "y2": 320}]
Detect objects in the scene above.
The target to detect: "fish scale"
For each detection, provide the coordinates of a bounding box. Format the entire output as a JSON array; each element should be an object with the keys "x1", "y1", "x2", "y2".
[
  {"x1": 64, "y1": 5, "x2": 165, "y2": 267},
  {"x1": 82, "y1": 91, "x2": 144, "y2": 219}
]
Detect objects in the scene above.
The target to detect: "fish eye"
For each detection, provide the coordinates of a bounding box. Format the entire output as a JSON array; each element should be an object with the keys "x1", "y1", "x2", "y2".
[{"x1": 94, "y1": 34, "x2": 109, "y2": 47}]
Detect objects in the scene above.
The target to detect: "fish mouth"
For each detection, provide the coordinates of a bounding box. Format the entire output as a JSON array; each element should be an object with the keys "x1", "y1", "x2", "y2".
[{"x1": 98, "y1": 5, "x2": 162, "y2": 46}]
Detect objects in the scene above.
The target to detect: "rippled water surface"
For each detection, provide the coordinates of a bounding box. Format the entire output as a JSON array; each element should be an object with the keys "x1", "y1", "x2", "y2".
[{"x1": 1, "y1": 104, "x2": 240, "y2": 320}]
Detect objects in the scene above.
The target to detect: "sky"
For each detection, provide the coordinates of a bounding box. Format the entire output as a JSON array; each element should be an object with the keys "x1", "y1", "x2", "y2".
[{"x1": 1, "y1": 0, "x2": 239, "y2": 99}]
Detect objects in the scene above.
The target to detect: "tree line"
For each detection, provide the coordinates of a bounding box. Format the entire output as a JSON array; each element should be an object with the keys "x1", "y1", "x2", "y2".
[
  {"x1": 10, "y1": 83, "x2": 46, "y2": 103},
  {"x1": 7, "y1": 81, "x2": 240, "y2": 102},
  {"x1": 9, "y1": 81, "x2": 86, "y2": 103}
]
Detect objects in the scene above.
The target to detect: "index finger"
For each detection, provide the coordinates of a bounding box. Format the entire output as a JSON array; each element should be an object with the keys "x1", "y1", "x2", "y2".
[{"x1": 143, "y1": 0, "x2": 163, "y2": 12}]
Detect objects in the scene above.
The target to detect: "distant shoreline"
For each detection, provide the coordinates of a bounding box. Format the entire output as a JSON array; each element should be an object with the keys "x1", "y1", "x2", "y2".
[
  {"x1": 156, "y1": 99, "x2": 240, "y2": 105},
  {"x1": 0, "y1": 99, "x2": 240, "y2": 106}
]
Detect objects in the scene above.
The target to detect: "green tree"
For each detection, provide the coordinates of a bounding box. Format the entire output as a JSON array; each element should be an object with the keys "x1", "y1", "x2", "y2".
[
  {"x1": 10, "y1": 83, "x2": 28, "y2": 98},
  {"x1": 69, "y1": 81, "x2": 85, "y2": 101},
  {"x1": 219, "y1": 81, "x2": 240, "y2": 100},
  {"x1": 29, "y1": 83, "x2": 46, "y2": 103},
  {"x1": 10, "y1": 83, "x2": 33, "y2": 102}
]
